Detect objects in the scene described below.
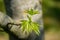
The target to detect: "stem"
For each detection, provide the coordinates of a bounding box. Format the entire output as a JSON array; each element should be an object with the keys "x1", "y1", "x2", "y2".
[{"x1": 27, "y1": 15, "x2": 32, "y2": 23}]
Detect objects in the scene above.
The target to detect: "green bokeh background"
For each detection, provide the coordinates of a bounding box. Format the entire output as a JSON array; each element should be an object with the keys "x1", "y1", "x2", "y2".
[
  {"x1": 43, "y1": 0, "x2": 60, "y2": 40},
  {"x1": 0, "y1": 0, "x2": 5, "y2": 13},
  {"x1": 43, "y1": 0, "x2": 60, "y2": 31}
]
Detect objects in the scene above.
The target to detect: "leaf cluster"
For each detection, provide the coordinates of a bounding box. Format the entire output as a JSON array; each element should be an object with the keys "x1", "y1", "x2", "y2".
[{"x1": 20, "y1": 9, "x2": 40, "y2": 35}]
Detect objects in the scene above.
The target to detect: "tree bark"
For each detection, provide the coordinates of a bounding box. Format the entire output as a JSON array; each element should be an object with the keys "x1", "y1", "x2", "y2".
[
  {"x1": 0, "y1": 12, "x2": 13, "y2": 27},
  {"x1": 2, "y1": 0, "x2": 44, "y2": 40}
]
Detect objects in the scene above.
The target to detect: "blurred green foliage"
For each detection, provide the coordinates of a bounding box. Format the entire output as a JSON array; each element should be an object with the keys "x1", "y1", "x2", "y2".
[
  {"x1": 0, "y1": 0, "x2": 5, "y2": 13},
  {"x1": 0, "y1": 0, "x2": 6, "y2": 35},
  {"x1": 43, "y1": 0, "x2": 60, "y2": 31}
]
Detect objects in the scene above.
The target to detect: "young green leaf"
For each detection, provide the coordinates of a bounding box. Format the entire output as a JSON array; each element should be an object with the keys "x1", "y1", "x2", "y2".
[
  {"x1": 27, "y1": 9, "x2": 39, "y2": 15},
  {"x1": 20, "y1": 20, "x2": 40, "y2": 35}
]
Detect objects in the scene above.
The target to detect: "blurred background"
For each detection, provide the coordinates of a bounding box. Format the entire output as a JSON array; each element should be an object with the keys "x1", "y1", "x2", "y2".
[
  {"x1": 0, "y1": 0, "x2": 9, "y2": 40},
  {"x1": 43, "y1": 0, "x2": 60, "y2": 40},
  {"x1": 0, "y1": 0, "x2": 60, "y2": 40}
]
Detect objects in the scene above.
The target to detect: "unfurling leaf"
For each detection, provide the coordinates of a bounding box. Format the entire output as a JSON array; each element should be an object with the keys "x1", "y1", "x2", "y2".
[
  {"x1": 20, "y1": 20, "x2": 40, "y2": 35},
  {"x1": 20, "y1": 8, "x2": 40, "y2": 35},
  {"x1": 27, "y1": 9, "x2": 39, "y2": 15}
]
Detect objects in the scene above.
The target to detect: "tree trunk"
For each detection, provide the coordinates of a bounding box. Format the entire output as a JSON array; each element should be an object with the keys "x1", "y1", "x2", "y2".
[{"x1": 2, "y1": 0, "x2": 43, "y2": 40}]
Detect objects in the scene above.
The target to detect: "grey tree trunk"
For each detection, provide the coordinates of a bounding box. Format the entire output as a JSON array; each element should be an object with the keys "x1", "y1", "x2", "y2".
[
  {"x1": 0, "y1": 0, "x2": 44, "y2": 40},
  {"x1": 0, "y1": 12, "x2": 13, "y2": 27}
]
